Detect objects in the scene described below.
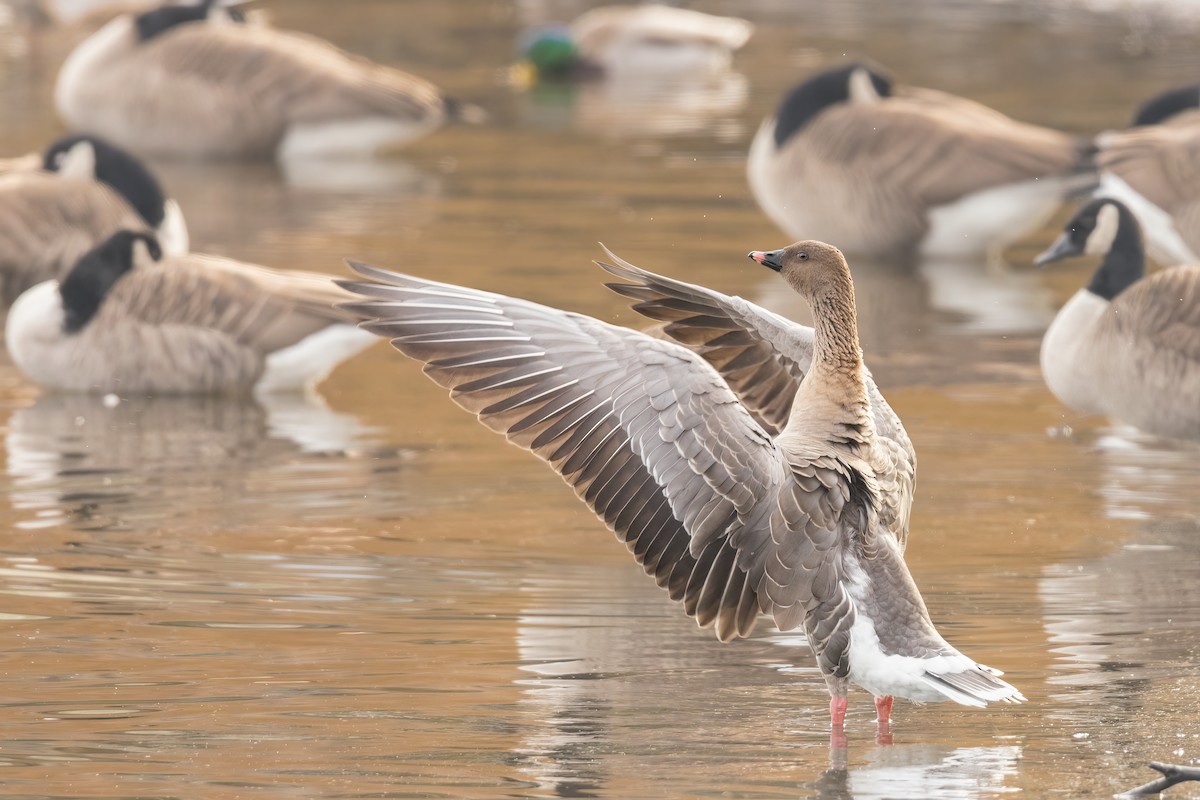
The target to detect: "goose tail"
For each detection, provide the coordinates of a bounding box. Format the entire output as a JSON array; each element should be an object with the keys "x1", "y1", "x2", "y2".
[{"x1": 920, "y1": 662, "x2": 1027, "y2": 708}]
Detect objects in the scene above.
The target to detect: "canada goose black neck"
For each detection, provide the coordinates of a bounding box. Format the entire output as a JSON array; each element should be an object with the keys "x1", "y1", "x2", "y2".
[
  {"x1": 135, "y1": 1, "x2": 245, "y2": 42},
  {"x1": 1131, "y1": 84, "x2": 1200, "y2": 127},
  {"x1": 1087, "y1": 202, "x2": 1145, "y2": 301},
  {"x1": 60, "y1": 231, "x2": 162, "y2": 334},
  {"x1": 772, "y1": 63, "x2": 892, "y2": 148},
  {"x1": 43, "y1": 135, "x2": 167, "y2": 228}
]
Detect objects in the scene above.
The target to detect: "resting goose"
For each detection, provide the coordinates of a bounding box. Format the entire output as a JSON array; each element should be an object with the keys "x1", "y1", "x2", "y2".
[
  {"x1": 6, "y1": 230, "x2": 376, "y2": 395},
  {"x1": 521, "y1": 4, "x2": 752, "y2": 80},
  {"x1": 0, "y1": 134, "x2": 187, "y2": 310},
  {"x1": 747, "y1": 63, "x2": 1093, "y2": 260},
  {"x1": 338, "y1": 241, "x2": 1024, "y2": 731},
  {"x1": 1096, "y1": 84, "x2": 1200, "y2": 266},
  {"x1": 1036, "y1": 198, "x2": 1200, "y2": 438},
  {"x1": 55, "y1": 0, "x2": 459, "y2": 160}
]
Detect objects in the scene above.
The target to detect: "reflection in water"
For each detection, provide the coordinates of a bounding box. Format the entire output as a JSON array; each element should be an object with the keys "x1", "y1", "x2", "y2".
[
  {"x1": 815, "y1": 744, "x2": 1022, "y2": 800},
  {"x1": 5, "y1": 392, "x2": 413, "y2": 532},
  {"x1": 522, "y1": 71, "x2": 748, "y2": 140}
]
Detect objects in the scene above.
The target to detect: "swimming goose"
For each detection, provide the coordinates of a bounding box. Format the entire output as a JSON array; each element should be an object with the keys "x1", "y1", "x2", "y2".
[
  {"x1": 521, "y1": 4, "x2": 752, "y2": 80},
  {"x1": 338, "y1": 241, "x2": 1024, "y2": 731},
  {"x1": 55, "y1": 0, "x2": 458, "y2": 160},
  {"x1": 1096, "y1": 84, "x2": 1200, "y2": 266},
  {"x1": 747, "y1": 63, "x2": 1093, "y2": 260},
  {"x1": 6, "y1": 230, "x2": 376, "y2": 395},
  {"x1": 0, "y1": 134, "x2": 187, "y2": 310},
  {"x1": 1036, "y1": 198, "x2": 1200, "y2": 438}
]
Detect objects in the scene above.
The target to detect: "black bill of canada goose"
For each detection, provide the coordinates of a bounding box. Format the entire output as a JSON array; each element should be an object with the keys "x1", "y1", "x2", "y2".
[
  {"x1": 747, "y1": 63, "x2": 1094, "y2": 260},
  {"x1": 520, "y1": 4, "x2": 752, "y2": 81},
  {"x1": 1035, "y1": 198, "x2": 1200, "y2": 439},
  {"x1": 1096, "y1": 83, "x2": 1200, "y2": 266},
  {"x1": 6, "y1": 230, "x2": 377, "y2": 395},
  {"x1": 54, "y1": 0, "x2": 464, "y2": 160},
  {"x1": 0, "y1": 133, "x2": 187, "y2": 311},
  {"x1": 338, "y1": 242, "x2": 1024, "y2": 731}
]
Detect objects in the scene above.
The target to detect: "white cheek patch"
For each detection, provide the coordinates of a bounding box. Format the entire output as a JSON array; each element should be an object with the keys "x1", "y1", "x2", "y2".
[
  {"x1": 1085, "y1": 203, "x2": 1119, "y2": 256},
  {"x1": 58, "y1": 141, "x2": 97, "y2": 180},
  {"x1": 849, "y1": 67, "x2": 882, "y2": 105}
]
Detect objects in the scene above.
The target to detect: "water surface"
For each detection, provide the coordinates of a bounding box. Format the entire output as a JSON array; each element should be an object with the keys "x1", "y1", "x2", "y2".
[{"x1": 0, "y1": 1, "x2": 1198, "y2": 797}]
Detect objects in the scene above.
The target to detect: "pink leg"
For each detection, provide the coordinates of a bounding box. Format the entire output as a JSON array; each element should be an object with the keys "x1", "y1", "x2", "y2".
[
  {"x1": 874, "y1": 695, "x2": 894, "y2": 745},
  {"x1": 874, "y1": 695, "x2": 893, "y2": 725},
  {"x1": 829, "y1": 695, "x2": 848, "y2": 729}
]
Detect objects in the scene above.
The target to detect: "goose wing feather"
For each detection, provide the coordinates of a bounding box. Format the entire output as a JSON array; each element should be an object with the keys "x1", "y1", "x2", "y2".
[
  {"x1": 1109, "y1": 266, "x2": 1200, "y2": 362},
  {"x1": 338, "y1": 261, "x2": 864, "y2": 668}
]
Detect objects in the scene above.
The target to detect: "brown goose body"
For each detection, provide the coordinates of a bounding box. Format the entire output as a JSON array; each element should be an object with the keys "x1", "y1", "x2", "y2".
[
  {"x1": 6, "y1": 232, "x2": 374, "y2": 395},
  {"x1": 748, "y1": 64, "x2": 1089, "y2": 259},
  {"x1": 1098, "y1": 109, "x2": 1200, "y2": 265},
  {"x1": 339, "y1": 242, "x2": 1023, "y2": 730},
  {"x1": 55, "y1": 8, "x2": 449, "y2": 160}
]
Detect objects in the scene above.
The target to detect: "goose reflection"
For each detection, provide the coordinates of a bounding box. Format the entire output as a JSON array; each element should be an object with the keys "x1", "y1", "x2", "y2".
[
  {"x1": 5, "y1": 392, "x2": 413, "y2": 532},
  {"x1": 814, "y1": 743, "x2": 1022, "y2": 800}
]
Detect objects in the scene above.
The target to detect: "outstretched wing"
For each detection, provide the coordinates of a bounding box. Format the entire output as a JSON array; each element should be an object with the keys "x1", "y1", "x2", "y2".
[
  {"x1": 598, "y1": 250, "x2": 916, "y2": 546},
  {"x1": 338, "y1": 261, "x2": 860, "y2": 667}
]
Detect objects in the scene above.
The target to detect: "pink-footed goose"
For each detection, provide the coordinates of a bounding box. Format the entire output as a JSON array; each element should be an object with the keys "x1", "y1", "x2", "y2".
[
  {"x1": 338, "y1": 241, "x2": 1024, "y2": 732},
  {"x1": 1036, "y1": 197, "x2": 1200, "y2": 438}
]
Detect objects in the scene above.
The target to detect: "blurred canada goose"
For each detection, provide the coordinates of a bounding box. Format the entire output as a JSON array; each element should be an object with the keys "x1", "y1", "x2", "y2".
[
  {"x1": 1096, "y1": 84, "x2": 1200, "y2": 266},
  {"x1": 747, "y1": 63, "x2": 1094, "y2": 260},
  {"x1": 0, "y1": 134, "x2": 187, "y2": 310},
  {"x1": 55, "y1": 0, "x2": 462, "y2": 160},
  {"x1": 339, "y1": 241, "x2": 1023, "y2": 731},
  {"x1": 6, "y1": 230, "x2": 376, "y2": 395},
  {"x1": 521, "y1": 4, "x2": 752, "y2": 81},
  {"x1": 1035, "y1": 198, "x2": 1200, "y2": 438}
]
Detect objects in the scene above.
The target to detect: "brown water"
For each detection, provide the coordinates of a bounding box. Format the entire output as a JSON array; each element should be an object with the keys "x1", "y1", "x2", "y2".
[{"x1": 0, "y1": 1, "x2": 1199, "y2": 797}]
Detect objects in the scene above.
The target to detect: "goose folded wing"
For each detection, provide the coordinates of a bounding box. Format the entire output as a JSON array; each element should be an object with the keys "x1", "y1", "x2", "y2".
[
  {"x1": 1100, "y1": 120, "x2": 1200, "y2": 212},
  {"x1": 1115, "y1": 268, "x2": 1200, "y2": 362},
  {"x1": 105, "y1": 256, "x2": 361, "y2": 354},
  {"x1": 148, "y1": 25, "x2": 443, "y2": 123},
  {"x1": 337, "y1": 261, "x2": 858, "y2": 659},
  {"x1": 808, "y1": 94, "x2": 1083, "y2": 207}
]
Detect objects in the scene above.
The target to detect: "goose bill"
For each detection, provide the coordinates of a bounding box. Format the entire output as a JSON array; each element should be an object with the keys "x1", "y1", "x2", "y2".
[{"x1": 1034, "y1": 232, "x2": 1080, "y2": 266}]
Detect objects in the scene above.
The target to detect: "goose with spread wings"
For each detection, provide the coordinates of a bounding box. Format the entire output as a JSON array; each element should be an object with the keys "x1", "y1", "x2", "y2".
[{"x1": 339, "y1": 241, "x2": 1024, "y2": 731}]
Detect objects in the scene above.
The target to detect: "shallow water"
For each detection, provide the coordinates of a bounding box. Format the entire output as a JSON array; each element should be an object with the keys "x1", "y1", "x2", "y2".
[{"x1": 0, "y1": 0, "x2": 1199, "y2": 797}]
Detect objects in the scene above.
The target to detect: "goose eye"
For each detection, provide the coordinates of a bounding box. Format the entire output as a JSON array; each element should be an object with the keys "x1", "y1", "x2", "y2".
[{"x1": 798, "y1": 252, "x2": 808, "y2": 261}]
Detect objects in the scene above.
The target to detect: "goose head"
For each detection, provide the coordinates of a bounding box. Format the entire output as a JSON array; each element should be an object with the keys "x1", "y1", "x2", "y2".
[
  {"x1": 134, "y1": 0, "x2": 246, "y2": 42},
  {"x1": 749, "y1": 240, "x2": 855, "y2": 305},
  {"x1": 1131, "y1": 84, "x2": 1200, "y2": 127},
  {"x1": 60, "y1": 230, "x2": 162, "y2": 334},
  {"x1": 1035, "y1": 198, "x2": 1146, "y2": 301},
  {"x1": 772, "y1": 62, "x2": 892, "y2": 148},
  {"x1": 43, "y1": 134, "x2": 186, "y2": 252}
]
